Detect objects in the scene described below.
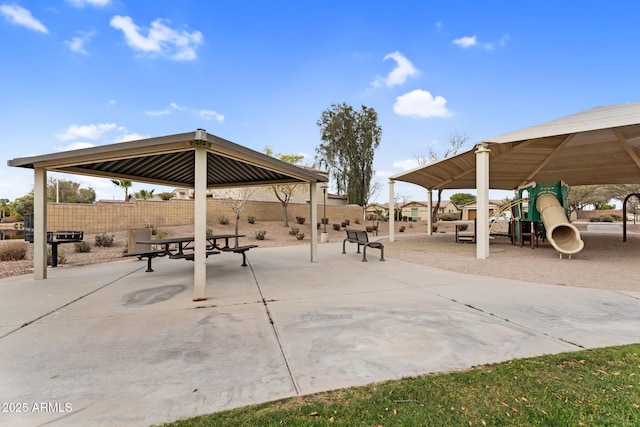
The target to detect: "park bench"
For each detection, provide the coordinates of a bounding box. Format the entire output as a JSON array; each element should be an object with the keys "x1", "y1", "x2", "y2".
[
  {"x1": 220, "y1": 245, "x2": 258, "y2": 266},
  {"x1": 123, "y1": 249, "x2": 168, "y2": 272},
  {"x1": 342, "y1": 229, "x2": 385, "y2": 262}
]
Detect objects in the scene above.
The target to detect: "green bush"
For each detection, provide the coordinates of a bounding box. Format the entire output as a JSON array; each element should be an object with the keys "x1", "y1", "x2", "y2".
[
  {"x1": 156, "y1": 231, "x2": 168, "y2": 239},
  {"x1": 296, "y1": 232, "x2": 305, "y2": 240},
  {"x1": 611, "y1": 213, "x2": 622, "y2": 221},
  {"x1": 0, "y1": 241, "x2": 28, "y2": 261},
  {"x1": 95, "y1": 232, "x2": 114, "y2": 247},
  {"x1": 206, "y1": 226, "x2": 213, "y2": 235},
  {"x1": 247, "y1": 216, "x2": 256, "y2": 224},
  {"x1": 255, "y1": 230, "x2": 267, "y2": 240},
  {"x1": 589, "y1": 216, "x2": 601, "y2": 222},
  {"x1": 218, "y1": 215, "x2": 230, "y2": 225},
  {"x1": 600, "y1": 215, "x2": 614, "y2": 222},
  {"x1": 439, "y1": 214, "x2": 458, "y2": 221},
  {"x1": 289, "y1": 227, "x2": 300, "y2": 236},
  {"x1": 74, "y1": 241, "x2": 91, "y2": 253}
]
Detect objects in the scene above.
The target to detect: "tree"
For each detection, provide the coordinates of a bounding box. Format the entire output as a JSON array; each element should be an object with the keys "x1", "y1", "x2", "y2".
[
  {"x1": 567, "y1": 185, "x2": 611, "y2": 219},
  {"x1": 46, "y1": 178, "x2": 95, "y2": 203},
  {"x1": 264, "y1": 146, "x2": 304, "y2": 227},
  {"x1": 134, "y1": 189, "x2": 155, "y2": 200},
  {"x1": 218, "y1": 188, "x2": 255, "y2": 246},
  {"x1": 111, "y1": 179, "x2": 132, "y2": 201},
  {"x1": 450, "y1": 193, "x2": 476, "y2": 207},
  {"x1": 416, "y1": 132, "x2": 469, "y2": 222},
  {"x1": 316, "y1": 103, "x2": 381, "y2": 206},
  {"x1": 0, "y1": 198, "x2": 9, "y2": 219},
  {"x1": 8, "y1": 193, "x2": 34, "y2": 220},
  {"x1": 606, "y1": 184, "x2": 640, "y2": 223},
  {"x1": 158, "y1": 191, "x2": 175, "y2": 201}
]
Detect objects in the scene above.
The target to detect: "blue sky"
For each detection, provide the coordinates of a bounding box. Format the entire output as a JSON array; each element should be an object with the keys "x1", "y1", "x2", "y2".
[{"x1": 2, "y1": 1, "x2": 639, "y2": 204}]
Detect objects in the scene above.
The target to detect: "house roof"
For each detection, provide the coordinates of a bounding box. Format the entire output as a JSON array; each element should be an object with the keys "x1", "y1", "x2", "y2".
[
  {"x1": 8, "y1": 129, "x2": 328, "y2": 188},
  {"x1": 391, "y1": 102, "x2": 640, "y2": 190}
]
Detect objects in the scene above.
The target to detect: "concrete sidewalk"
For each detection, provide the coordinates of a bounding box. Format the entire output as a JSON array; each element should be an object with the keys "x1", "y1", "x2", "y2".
[{"x1": 1, "y1": 242, "x2": 639, "y2": 426}]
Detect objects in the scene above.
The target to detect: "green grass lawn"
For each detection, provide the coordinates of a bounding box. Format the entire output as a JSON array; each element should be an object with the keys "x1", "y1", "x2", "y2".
[{"x1": 161, "y1": 344, "x2": 640, "y2": 426}]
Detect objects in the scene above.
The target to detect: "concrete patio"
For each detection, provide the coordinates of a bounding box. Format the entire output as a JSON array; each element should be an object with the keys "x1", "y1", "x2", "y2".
[{"x1": 1, "y1": 241, "x2": 639, "y2": 426}]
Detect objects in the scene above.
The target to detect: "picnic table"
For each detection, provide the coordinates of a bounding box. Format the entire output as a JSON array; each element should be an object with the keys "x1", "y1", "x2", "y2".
[{"x1": 128, "y1": 234, "x2": 255, "y2": 272}]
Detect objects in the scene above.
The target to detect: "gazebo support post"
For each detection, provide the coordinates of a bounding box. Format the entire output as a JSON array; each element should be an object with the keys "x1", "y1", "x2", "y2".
[
  {"x1": 388, "y1": 179, "x2": 395, "y2": 242},
  {"x1": 193, "y1": 137, "x2": 208, "y2": 301},
  {"x1": 475, "y1": 143, "x2": 490, "y2": 259},
  {"x1": 427, "y1": 189, "x2": 433, "y2": 236},
  {"x1": 309, "y1": 182, "x2": 318, "y2": 262},
  {"x1": 33, "y1": 167, "x2": 48, "y2": 279}
]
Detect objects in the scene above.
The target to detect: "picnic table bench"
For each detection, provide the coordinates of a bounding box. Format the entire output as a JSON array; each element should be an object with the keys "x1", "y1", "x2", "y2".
[
  {"x1": 128, "y1": 234, "x2": 257, "y2": 272},
  {"x1": 342, "y1": 229, "x2": 385, "y2": 262}
]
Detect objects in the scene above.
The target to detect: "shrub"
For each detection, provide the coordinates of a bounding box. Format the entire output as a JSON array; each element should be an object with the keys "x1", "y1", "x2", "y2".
[
  {"x1": 295, "y1": 216, "x2": 306, "y2": 224},
  {"x1": 74, "y1": 241, "x2": 91, "y2": 253},
  {"x1": 218, "y1": 215, "x2": 230, "y2": 225},
  {"x1": 296, "y1": 232, "x2": 305, "y2": 240},
  {"x1": 0, "y1": 241, "x2": 28, "y2": 261},
  {"x1": 289, "y1": 227, "x2": 300, "y2": 236},
  {"x1": 247, "y1": 216, "x2": 256, "y2": 224},
  {"x1": 341, "y1": 221, "x2": 348, "y2": 228},
  {"x1": 47, "y1": 247, "x2": 66, "y2": 266},
  {"x1": 156, "y1": 231, "x2": 168, "y2": 239},
  {"x1": 206, "y1": 226, "x2": 213, "y2": 235},
  {"x1": 600, "y1": 215, "x2": 614, "y2": 222},
  {"x1": 611, "y1": 213, "x2": 622, "y2": 221},
  {"x1": 144, "y1": 223, "x2": 157, "y2": 235},
  {"x1": 439, "y1": 214, "x2": 458, "y2": 221},
  {"x1": 344, "y1": 219, "x2": 350, "y2": 226},
  {"x1": 332, "y1": 223, "x2": 341, "y2": 231},
  {"x1": 399, "y1": 226, "x2": 406, "y2": 232},
  {"x1": 589, "y1": 216, "x2": 601, "y2": 222},
  {"x1": 95, "y1": 232, "x2": 114, "y2": 247},
  {"x1": 255, "y1": 230, "x2": 267, "y2": 240}
]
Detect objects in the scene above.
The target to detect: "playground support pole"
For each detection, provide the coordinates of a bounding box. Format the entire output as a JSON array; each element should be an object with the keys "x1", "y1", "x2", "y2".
[
  {"x1": 475, "y1": 143, "x2": 490, "y2": 259},
  {"x1": 388, "y1": 179, "x2": 395, "y2": 243}
]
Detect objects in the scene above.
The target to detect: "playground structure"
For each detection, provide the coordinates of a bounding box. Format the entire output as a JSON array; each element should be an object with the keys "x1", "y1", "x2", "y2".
[{"x1": 514, "y1": 181, "x2": 584, "y2": 258}]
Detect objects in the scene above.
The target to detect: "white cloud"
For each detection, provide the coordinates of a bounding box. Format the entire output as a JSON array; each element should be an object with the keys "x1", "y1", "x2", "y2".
[
  {"x1": 109, "y1": 15, "x2": 203, "y2": 61},
  {"x1": 392, "y1": 159, "x2": 421, "y2": 171},
  {"x1": 453, "y1": 35, "x2": 477, "y2": 48},
  {"x1": 0, "y1": 4, "x2": 48, "y2": 33},
  {"x1": 146, "y1": 109, "x2": 171, "y2": 116},
  {"x1": 199, "y1": 110, "x2": 224, "y2": 122},
  {"x1": 371, "y1": 51, "x2": 418, "y2": 88},
  {"x1": 67, "y1": 0, "x2": 111, "y2": 7},
  {"x1": 393, "y1": 89, "x2": 452, "y2": 118},
  {"x1": 453, "y1": 34, "x2": 508, "y2": 51},
  {"x1": 56, "y1": 142, "x2": 96, "y2": 151},
  {"x1": 115, "y1": 132, "x2": 149, "y2": 142},
  {"x1": 55, "y1": 123, "x2": 117, "y2": 141},
  {"x1": 65, "y1": 31, "x2": 96, "y2": 55},
  {"x1": 170, "y1": 102, "x2": 185, "y2": 111}
]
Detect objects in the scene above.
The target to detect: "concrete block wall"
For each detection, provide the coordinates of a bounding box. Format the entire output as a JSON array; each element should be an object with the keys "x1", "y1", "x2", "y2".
[{"x1": 45, "y1": 199, "x2": 363, "y2": 233}]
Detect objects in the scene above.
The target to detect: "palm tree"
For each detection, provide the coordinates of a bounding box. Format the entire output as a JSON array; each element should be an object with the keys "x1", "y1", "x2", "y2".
[{"x1": 111, "y1": 179, "x2": 132, "y2": 201}]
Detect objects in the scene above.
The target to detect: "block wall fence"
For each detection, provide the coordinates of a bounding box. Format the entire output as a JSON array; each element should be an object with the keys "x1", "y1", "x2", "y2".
[{"x1": 45, "y1": 199, "x2": 363, "y2": 234}]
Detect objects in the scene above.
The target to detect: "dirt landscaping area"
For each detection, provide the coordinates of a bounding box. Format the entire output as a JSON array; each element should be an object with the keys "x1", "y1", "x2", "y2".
[{"x1": 2, "y1": 219, "x2": 640, "y2": 293}]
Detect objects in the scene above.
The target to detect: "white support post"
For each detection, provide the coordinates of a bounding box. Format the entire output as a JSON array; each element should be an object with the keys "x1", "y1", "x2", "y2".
[
  {"x1": 427, "y1": 189, "x2": 433, "y2": 236},
  {"x1": 309, "y1": 182, "x2": 318, "y2": 262},
  {"x1": 193, "y1": 142, "x2": 208, "y2": 301},
  {"x1": 388, "y1": 179, "x2": 395, "y2": 242},
  {"x1": 33, "y1": 167, "x2": 47, "y2": 280},
  {"x1": 475, "y1": 143, "x2": 491, "y2": 259}
]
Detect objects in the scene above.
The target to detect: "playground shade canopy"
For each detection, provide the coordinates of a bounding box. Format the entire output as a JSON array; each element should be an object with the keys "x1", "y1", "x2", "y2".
[{"x1": 392, "y1": 102, "x2": 640, "y2": 190}]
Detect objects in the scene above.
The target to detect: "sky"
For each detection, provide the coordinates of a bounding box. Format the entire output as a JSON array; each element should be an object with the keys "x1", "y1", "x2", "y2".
[{"x1": 2, "y1": 0, "x2": 640, "y2": 204}]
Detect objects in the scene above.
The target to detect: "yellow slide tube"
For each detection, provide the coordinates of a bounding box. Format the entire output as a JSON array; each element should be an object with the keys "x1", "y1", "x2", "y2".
[{"x1": 535, "y1": 194, "x2": 584, "y2": 257}]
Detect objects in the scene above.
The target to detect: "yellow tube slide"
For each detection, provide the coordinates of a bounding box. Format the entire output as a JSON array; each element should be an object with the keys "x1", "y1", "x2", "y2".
[{"x1": 535, "y1": 194, "x2": 584, "y2": 256}]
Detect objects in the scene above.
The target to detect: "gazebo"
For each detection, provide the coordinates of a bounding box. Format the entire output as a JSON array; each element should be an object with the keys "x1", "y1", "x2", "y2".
[
  {"x1": 8, "y1": 129, "x2": 328, "y2": 300},
  {"x1": 389, "y1": 102, "x2": 640, "y2": 259}
]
